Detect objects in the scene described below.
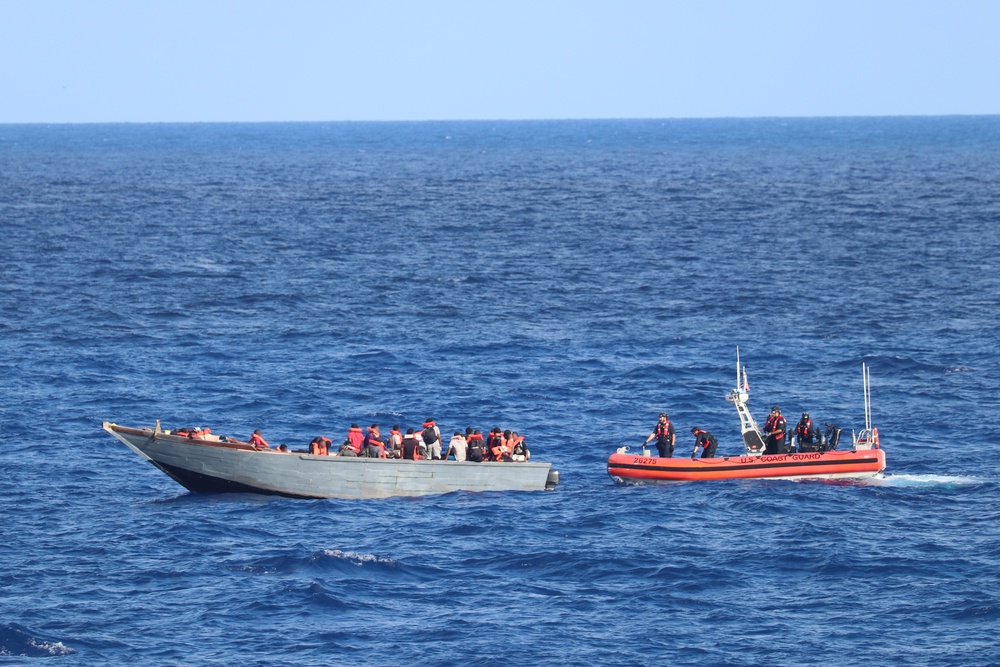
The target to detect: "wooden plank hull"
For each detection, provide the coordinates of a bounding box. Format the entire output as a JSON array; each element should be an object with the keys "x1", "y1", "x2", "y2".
[
  {"x1": 607, "y1": 448, "x2": 886, "y2": 483},
  {"x1": 103, "y1": 422, "x2": 557, "y2": 499}
]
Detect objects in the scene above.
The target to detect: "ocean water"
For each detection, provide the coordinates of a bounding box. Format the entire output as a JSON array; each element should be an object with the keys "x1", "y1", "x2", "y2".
[{"x1": 1, "y1": 117, "x2": 999, "y2": 666}]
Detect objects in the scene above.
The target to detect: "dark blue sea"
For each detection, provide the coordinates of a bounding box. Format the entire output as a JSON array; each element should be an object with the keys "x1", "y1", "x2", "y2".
[{"x1": 2, "y1": 118, "x2": 999, "y2": 666}]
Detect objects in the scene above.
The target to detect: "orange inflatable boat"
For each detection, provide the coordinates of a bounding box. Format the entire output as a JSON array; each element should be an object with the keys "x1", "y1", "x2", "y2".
[
  {"x1": 607, "y1": 447, "x2": 886, "y2": 482},
  {"x1": 609, "y1": 354, "x2": 887, "y2": 484}
]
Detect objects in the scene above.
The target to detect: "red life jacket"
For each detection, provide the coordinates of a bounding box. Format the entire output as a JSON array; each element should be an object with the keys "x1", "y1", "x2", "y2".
[
  {"x1": 765, "y1": 415, "x2": 786, "y2": 439},
  {"x1": 796, "y1": 419, "x2": 813, "y2": 437},
  {"x1": 655, "y1": 421, "x2": 672, "y2": 439},
  {"x1": 347, "y1": 427, "x2": 364, "y2": 453}
]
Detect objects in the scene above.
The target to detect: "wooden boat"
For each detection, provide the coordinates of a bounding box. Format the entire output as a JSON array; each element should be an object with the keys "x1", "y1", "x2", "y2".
[
  {"x1": 103, "y1": 422, "x2": 559, "y2": 499},
  {"x1": 608, "y1": 353, "x2": 886, "y2": 484}
]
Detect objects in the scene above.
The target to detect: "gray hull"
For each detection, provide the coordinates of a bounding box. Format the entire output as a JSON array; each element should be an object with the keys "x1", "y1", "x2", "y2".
[{"x1": 102, "y1": 422, "x2": 558, "y2": 499}]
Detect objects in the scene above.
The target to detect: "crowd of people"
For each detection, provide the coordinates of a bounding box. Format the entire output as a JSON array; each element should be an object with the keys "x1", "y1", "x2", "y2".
[
  {"x1": 249, "y1": 418, "x2": 531, "y2": 462},
  {"x1": 643, "y1": 407, "x2": 838, "y2": 459}
]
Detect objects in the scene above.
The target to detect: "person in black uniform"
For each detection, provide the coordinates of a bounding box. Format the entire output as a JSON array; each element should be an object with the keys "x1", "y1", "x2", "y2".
[
  {"x1": 763, "y1": 406, "x2": 788, "y2": 454},
  {"x1": 690, "y1": 427, "x2": 718, "y2": 459},
  {"x1": 644, "y1": 412, "x2": 676, "y2": 457},
  {"x1": 795, "y1": 412, "x2": 821, "y2": 452}
]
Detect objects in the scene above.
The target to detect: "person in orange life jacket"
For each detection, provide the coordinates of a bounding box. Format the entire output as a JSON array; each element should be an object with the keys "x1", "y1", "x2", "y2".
[
  {"x1": 344, "y1": 424, "x2": 364, "y2": 456},
  {"x1": 763, "y1": 406, "x2": 787, "y2": 454},
  {"x1": 466, "y1": 429, "x2": 486, "y2": 462},
  {"x1": 690, "y1": 427, "x2": 718, "y2": 459},
  {"x1": 363, "y1": 424, "x2": 386, "y2": 458},
  {"x1": 644, "y1": 412, "x2": 676, "y2": 458},
  {"x1": 422, "y1": 419, "x2": 442, "y2": 460},
  {"x1": 795, "y1": 412, "x2": 820, "y2": 452},
  {"x1": 401, "y1": 428, "x2": 422, "y2": 460},
  {"x1": 510, "y1": 432, "x2": 529, "y2": 461},
  {"x1": 309, "y1": 436, "x2": 331, "y2": 456},
  {"x1": 446, "y1": 431, "x2": 468, "y2": 461},
  {"x1": 484, "y1": 428, "x2": 503, "y2": 461},
  {"x1": 249, "y1": 429, "x2": 270, "y2": 450},
  {"x1": 490, "y1": 429, "x2": 514, "y2": 461},
  {"x1": 388, "y1": 425, "x2": 403, "y2": 459}
]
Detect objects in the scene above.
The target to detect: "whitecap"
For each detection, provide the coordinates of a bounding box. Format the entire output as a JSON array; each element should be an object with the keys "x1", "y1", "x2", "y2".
[{"x1": 321, "y1": 549, "x2": 397, "y2": 566}]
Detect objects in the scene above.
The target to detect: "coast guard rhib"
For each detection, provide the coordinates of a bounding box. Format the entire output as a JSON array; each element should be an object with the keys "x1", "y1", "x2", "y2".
[{"x1": 607, "y1": 351, "x2": 886, "y2": 483}]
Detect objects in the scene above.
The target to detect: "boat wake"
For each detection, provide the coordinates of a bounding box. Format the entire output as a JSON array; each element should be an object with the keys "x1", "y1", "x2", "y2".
[{"x1": 869, "y1": 473, "x2": 983, "y2": 487}]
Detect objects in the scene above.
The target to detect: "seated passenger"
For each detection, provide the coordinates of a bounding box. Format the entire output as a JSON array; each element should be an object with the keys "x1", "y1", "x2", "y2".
[
  {"x1": 363, "y1": 424, "x2": 386, "y2": 458},
  {"x1": 491, "y1": 429, "x2": 514, "y2": 462},
  {"x1": 345, "y1": 424, "x2": 365, "y2": 456},
  {"x1": 309, "y1": 436, "x2": 331, "y2": 456},
  {"x1": 485, "y1": 427, "x2": 504, "y2": 461},
  {"x1": 510, "y1": 432, "x2": 529, "y2": 461},
  {"x1": 446, "y1": 431, "x2": 468, "y2": 461},
  {"x1": 388, "y1": 425, "x2": 403, "y2": 459},
  {"x1": 249, "y1": 429, "x2": 270, "y2": 450},
  {"x1": 466, "y1": 429, "x2": 485, "y2": 462},
  {"x1": 401, "y1": 428, "x2": 422, "y2": 460}
]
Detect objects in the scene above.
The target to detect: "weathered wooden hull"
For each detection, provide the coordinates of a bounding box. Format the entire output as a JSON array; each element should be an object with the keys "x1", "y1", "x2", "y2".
[
  {"x1": 607, "y1": 448, "x2": 886, "y2": 483},
  {"x1": 103, "y1": 422, "x2": 558, "y2": 499}
]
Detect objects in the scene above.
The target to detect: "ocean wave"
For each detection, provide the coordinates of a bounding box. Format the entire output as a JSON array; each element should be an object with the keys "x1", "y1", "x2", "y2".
[{"x1": 0, "y1": 624, "x2": 75, "y2": 657}]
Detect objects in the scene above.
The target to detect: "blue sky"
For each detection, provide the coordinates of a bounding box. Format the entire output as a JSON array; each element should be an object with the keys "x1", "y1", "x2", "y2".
[{"x1": 2, "y1": 0, "x2": 998, "y2": 123}]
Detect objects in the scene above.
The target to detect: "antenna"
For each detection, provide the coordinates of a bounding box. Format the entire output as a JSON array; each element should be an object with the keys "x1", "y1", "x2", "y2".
[{"x1": 862, "y1": 362, "x2": 872, "y2": 431}]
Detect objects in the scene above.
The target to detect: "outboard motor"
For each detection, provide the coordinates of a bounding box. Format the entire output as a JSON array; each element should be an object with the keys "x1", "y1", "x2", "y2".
[{"x1": 823, "y1": 423, "x2": 841, "y2": 451}]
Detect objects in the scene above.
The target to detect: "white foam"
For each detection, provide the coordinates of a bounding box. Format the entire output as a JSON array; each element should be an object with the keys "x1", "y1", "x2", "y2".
[
  {"x1": 322, "y1": 549, "x2": 396, "y2": 566},
  {"x1": 872, "y1": 473, "x2": 982, "y2": 486}
]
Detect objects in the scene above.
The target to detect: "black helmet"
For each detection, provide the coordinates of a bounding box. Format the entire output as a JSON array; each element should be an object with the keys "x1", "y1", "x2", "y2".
[
  {"x1": 772, "y1": 406, "x2": 781, "y2": 413},
  {"x1": 659, "y1": 412, "x2": 668, "y2": 419},
  {"x1": 802, "y1": 412, "x2": 809, "y2": 418}
]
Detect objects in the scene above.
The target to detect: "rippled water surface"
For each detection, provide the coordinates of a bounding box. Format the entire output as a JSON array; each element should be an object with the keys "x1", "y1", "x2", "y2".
[{"x1": 1, "y1": 118, "x2": 999, "y2": 665}]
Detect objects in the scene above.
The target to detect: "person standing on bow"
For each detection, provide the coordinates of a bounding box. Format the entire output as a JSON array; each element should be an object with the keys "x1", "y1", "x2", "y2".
[
  {"x1": 690, "y1": 427, "x2": 718, "y2": 459},
  {"x1": 763, "y1": 406, "x2": 787, "y2": 454},
  {"x1": 422, "y1": 418, "x2": 442, "y2": 460},
  {"x1": 644, "y1": 412, "x2": 676, "y2": 457}
]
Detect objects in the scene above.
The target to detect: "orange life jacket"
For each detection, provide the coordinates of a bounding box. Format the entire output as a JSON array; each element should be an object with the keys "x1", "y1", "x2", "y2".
[{"x1": 347, "y1": 427, "x2": 364, "y2": 453}]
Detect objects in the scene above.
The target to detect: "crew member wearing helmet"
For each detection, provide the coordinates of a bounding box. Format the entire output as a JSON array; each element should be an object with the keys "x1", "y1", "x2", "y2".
[
  {"x1": 795, "y1": 412, "x2": 821, "y2": 452},
  {"x1": 644, "y1": 412, "x2": 676, "y2": 457},
  {"x1": 763, "y1": 406, "x2": 788, "y2": 454}
]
